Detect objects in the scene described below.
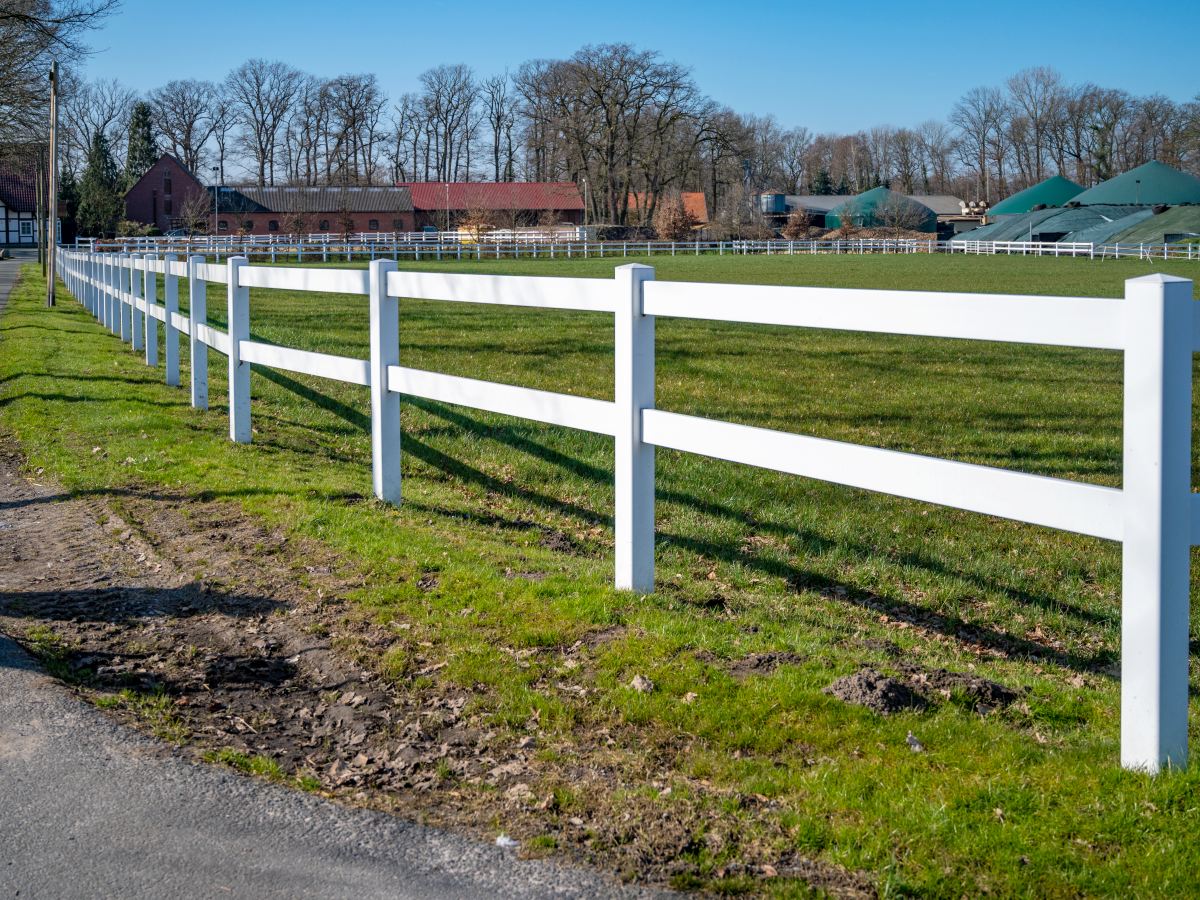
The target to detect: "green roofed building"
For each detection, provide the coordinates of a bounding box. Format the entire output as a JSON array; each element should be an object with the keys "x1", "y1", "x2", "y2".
[
  {"x1": 1070, "y1": 161, "x2": 1200, "y2": 206},
  {"x1": 988, "y1": 175, "x2": 1083, "y2": 216},
  {"x1": 824, "y1": 187, "x2": 937, "y2": 233},
  {"x1": 1108, "y1": 206, "x2": 1200, "y2": 244}
]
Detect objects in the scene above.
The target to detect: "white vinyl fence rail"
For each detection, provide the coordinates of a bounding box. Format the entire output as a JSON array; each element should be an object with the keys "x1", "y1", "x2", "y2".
[
  {"x1": 74, "y1": 234, "x2": 1200, "y2": 263},
  {"x1": 55, "y1": 246, "x2": 1196, "y2": 775}
]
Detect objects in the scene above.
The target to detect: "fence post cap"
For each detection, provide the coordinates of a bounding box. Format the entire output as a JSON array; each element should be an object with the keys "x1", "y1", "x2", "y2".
[{"x1": 1124, "y1": 272, "x2": 1192, "y2": 286}]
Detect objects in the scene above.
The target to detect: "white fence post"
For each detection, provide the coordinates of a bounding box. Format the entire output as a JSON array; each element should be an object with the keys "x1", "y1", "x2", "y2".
[
  {"x1": 1121, "y1": 273, "x2": 1194, "y2": 773},
  {"x1": 119, "y1": 254, "x2": 132, "y2": 342},
  {"x1": 614, "y1": 263, "x2": 656, "y2": 592},
  {"x1": 368, "y1": 259, "x2": 401, "y2": 503},
  {"x1": 227, "y1": 256, "x2": 251, "y2": 443},
  {"x1": 163, "y1": 253, "x2": 179, "y2": 386},
  {"x1": 144, "y1": 254, "x2": 159, "y2": 367},
  {"x1": 104, "y1": 254, "x2": 114, "y2": 331},
  {"x1": 130, "y1": 253, "x2": 144, "y2": 352},
  {"x1": 188, "y1": 255, "x2": 208, "y2": 410}
]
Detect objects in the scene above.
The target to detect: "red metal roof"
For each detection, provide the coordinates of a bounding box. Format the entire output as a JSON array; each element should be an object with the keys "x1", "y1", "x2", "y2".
[
  {"x1": 628, "y1": 191, "x2": 709, "y2": 224},
  {"x1": 399, "y1": 182, "x2": 583, "y2": 212},
  {"x1": 0, "y1": 146, "x2": 46, "y2": 213}
]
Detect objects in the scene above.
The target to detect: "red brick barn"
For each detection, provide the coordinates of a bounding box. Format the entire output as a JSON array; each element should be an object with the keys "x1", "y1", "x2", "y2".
[{"x1": 124, "y1": 154, "x2": 208, "y2": 234}]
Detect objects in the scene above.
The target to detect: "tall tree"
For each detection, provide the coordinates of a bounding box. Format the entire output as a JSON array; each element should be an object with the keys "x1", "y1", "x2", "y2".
[
  {"x1": 76, "y1": 128, "x2": 122, "y2": 236},
  {"x1": 224, "y1": 58, "x2": 302, "y2": 185},
  {"x1": 149, "y1": 79, "x2": 217, "y2": 173},
  {"x1": 124, "y1": 99, "x2": 156, "y2": 187},
  {"x1": 0, "y1": 0, "x2": 117, "y2": 141}
]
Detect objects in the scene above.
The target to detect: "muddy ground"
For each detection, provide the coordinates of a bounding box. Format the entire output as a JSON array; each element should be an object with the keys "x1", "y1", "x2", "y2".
[{"x1": 0, "y1": 438, "x2": 882, "y2": 897}]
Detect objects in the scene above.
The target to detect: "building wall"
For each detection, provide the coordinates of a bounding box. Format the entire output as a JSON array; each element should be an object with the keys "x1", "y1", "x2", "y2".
[
  {"x1": 125, "y1": 156, "x2": 207, "y2": 233},
  {"x1": 413, "y1": 208, "x2": 584, "y2": 230},
  {"x1": 213, "y1": 211, "x2": 416, "y2": 236},
  {"x1": 1, "y1": 202, "x2": 39, "y2": 246}
]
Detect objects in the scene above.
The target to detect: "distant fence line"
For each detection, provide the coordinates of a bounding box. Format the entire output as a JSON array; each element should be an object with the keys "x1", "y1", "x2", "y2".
[
  {"x1": 54, "y1": 245, "x2": 1198, "y2": 775},
  {"x1": 70, "y1": 235, "x2": 1200, "y2": 264}
]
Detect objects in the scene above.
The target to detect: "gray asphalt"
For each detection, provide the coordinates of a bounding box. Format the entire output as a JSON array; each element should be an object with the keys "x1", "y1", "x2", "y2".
[{"x1": 0, "y1": 254, "x2": 661, "y2": 900}]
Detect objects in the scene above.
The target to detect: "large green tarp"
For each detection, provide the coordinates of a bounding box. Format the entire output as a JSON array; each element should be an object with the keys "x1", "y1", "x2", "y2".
[
  {"x1": 824, "y1": 187, "x2": 937, "y2": 232},
  {"x1": 988, "y1": 175, "x2": 1083, "y2": 215},
  {"x1": 1071, "y1": 161, "x2": 1200, "y2": 206},
  {"x1": 1062, "y1": 209, "x2": 1155, "y2": 244},
  {"x1": 1108, "y1": 206, "x2": 1200, "y2": 244}
]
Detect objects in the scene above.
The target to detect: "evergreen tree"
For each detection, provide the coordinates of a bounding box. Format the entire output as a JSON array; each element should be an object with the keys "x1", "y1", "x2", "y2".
[
  {"x1": 811, "y1": 168, "x2": 833, "y2": 195},
  {"x1": 125, "y1": 101, "x2": 157, "y2": 188},
  {"x1": 78, "y1": 131, "x2": 123, "y2": 238},
  {"x1": 835, "y1": 174, "x2": 851, "y2": 195},
  {"x1": 59, "y1": 169, "x2": 81, "y2": 243}
]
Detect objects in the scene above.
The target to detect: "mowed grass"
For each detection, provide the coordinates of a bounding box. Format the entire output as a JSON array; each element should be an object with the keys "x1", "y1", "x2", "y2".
[{"x1": 6, "y1": 252, "x2": 1200, "y2": 896}]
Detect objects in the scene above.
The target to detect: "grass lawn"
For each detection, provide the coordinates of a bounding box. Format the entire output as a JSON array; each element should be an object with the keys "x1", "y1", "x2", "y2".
[{"x1": 5, "y1": 251, "x2": 1200, "y2": 896}]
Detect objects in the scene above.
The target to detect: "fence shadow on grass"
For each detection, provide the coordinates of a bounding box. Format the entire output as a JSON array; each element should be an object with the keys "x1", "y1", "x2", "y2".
[{"x1": 238, "y1": 366, "x2": 1121, "y2": 654}]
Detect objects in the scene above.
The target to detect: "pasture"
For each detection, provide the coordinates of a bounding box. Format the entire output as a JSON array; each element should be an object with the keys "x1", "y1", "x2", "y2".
[{"x1": 5, "y1": 252, "x2": 1200, "y2": 896}]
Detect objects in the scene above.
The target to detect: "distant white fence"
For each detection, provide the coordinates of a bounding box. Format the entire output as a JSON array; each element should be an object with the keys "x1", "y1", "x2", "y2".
[
  {"x1": 73, "y1": 235, "x2": 1200, "y2": 263},
  {"x1": 55, "y1": 246, "x2": 1196, "y2": 775}
]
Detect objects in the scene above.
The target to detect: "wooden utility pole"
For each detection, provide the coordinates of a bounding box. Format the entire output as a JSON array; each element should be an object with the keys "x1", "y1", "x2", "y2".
[
  {"x1": 47, "y1": 60, "x2": 59, "y2": 307},
  {"x1": 35, "y1": 156, "x2": 44, "y2": 272}
]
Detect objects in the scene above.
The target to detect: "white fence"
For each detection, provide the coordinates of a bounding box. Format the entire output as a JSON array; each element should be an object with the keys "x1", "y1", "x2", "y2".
[
  {"x1": 55, "y1": 246, "x2": 1197, "y2": 775},
  {"x1": 74, "y1": 235, "x2": 1200, "y2": 264}
]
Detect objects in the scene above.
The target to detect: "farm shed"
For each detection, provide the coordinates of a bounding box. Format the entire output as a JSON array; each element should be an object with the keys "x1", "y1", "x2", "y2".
[
  {"x1": 1060, "y1": 208, "x2": 1155, "y2": 245},
  {"x1": 824, "y1": 187, "x2": 937, "y2": 233},
  {"x1": 399, "y1": 182, "x2": 584, "y2": 230},
  {"x1": 987, "y1": 175, "x2": 1084, "y2": 216},
  {"x1": 1070, "y1": 160, "x2": 1200, "y2": 206},
  {"x1": 227, "y1": 185, "x2": 415, "y2": 234}
]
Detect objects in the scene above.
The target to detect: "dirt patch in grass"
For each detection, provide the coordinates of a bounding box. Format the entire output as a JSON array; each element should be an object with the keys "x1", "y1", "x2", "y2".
[
  {"x1": 727, "y1": 651, "x2": 806, "y2": 681},
  {"x1": 0, "y1": 440, "x2": 871, "y2": 896},
  {"x1": 825, "y1": 669, "x2": 929, "y2": 715},
  {"x1": 825, "y1": 664, "x2": 1020, "y2": 716}
]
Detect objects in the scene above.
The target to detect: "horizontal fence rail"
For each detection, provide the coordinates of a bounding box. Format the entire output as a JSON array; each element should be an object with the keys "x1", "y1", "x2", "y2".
[
  {"x1": 72, "y1": 234, "x2": 1200, "y2": 264},
  {"x1": 54, "y1": 246, "x2": 1197, "y2": 775}
]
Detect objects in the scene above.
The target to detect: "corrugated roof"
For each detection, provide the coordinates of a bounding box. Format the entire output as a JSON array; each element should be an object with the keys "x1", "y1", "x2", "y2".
[
  {"x1": 909, "y1": 194, "x2": 965, "y2": 216},
  {"x1": 951, "y1": 207, "x2": 1074, "y2": 243},
  {"x1": 988, "y1": 176, "x2": 1083, "y2": 216},
  {"x1": 0, "y1": 145, "x2": 46, "y2": 213},
  {"x1": 400, "y1": 182, "x2": 583, "y2": 212},
  {"x1": 1071, "y1": 161, "x2": 1200, "y2": 206},
  {"x1": 786, "y1": 195, "x2": 849, "y2": 213},
  {"x1": 232, "y1": 185, "x2": 413, "y2": 213}
]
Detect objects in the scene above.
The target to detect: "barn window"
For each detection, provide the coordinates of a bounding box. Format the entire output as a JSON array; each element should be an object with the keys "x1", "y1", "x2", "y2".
[
  {"x1": 392, "y1": 218, "x2": 405, "y2": 230},
  {"x1": 242, "y1": 220, "x2": 252, "y2": 231},
  {"x1": 163, "y1": 174, "x2": 173, "y2": 194},
  {"x1": 19, "y1": 220, "x2": 32, "y2": 236},
  {"x1": 319, "y1": 219, "x2": 329, "y2": 231},
  {"x1": 164, "y1": 198, "x2": 173, "y2": 215},
  {"x1": 218, "y1": 220, "x2": 229, "y2": 231},
  {"x1": 368, "y1": 219, "x2": 379, "y2": 231},
  {"x1": 268, "y1": 220, "x2": 279, "y2": 232}
]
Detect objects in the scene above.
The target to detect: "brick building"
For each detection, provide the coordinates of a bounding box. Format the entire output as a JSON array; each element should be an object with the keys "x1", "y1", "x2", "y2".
[
  {"x1": 124, "y1": 154, "x2": 209, "y2": 234},
  {"x1": 125, "y1": 155, "x2": 417, "y2": 235}
]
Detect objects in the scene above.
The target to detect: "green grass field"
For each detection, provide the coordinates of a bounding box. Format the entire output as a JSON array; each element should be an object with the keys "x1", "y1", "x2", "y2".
[{"x1": 6, "y1": 252, "x2": 1200, "y2": 896}]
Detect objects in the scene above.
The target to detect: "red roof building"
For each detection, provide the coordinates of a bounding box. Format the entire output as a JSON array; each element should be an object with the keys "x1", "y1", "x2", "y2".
[{"x1": 398, "y1": 182, "x2": 584, "y2": 229}]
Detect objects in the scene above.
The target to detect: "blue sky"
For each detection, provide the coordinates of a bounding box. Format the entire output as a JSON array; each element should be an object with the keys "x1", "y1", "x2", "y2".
[{"x1": 82, "y1": 0, "x2": 1199, "y2": 133}]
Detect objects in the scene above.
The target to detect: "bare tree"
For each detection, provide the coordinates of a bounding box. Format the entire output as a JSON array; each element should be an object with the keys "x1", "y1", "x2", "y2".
[
  {"x1": 225, "y1": 58, "x2": 303, "y2": 185},
  {"x1": 58, "y1": 74, "x2": 135, "y2": 173},
  {"x1": 149, "y1": 78, "x2": 218, "y2": 173},
  {"x1": 481, "y1": 73, "x2": 516, "y2": 181},
  {"x1": 1006, "y1": 66, "x2": 1064, "y2": 182},
  {"x1": 0, "y1": 0, "x2": 118, "y2": 140}
]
